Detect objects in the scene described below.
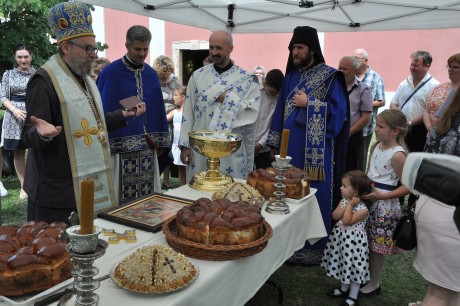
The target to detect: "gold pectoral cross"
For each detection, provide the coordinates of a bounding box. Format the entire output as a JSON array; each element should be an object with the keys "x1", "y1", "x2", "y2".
[{"x1": 74, "y1": 118, "x2": 99, "y2": 147}]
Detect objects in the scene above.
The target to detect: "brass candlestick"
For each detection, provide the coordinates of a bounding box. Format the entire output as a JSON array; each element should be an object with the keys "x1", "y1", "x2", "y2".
[{"x1": 265, "y1": 155, "x2": 292, "y2": 215}]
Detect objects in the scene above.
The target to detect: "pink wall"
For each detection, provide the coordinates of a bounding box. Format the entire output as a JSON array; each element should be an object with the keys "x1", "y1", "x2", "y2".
[
  {"x1": 165, "y1": 23, "x2": 291, "y2": 74},
  {"x1": 324, "y1": 29, "x2": 460, "y2": 91},
  {"x1": 167, "y1": 23, "x2": 459, "y2": 90},
  {"x1": 104, "y1": 9, "x2": 150, "y2": 63},
  {"x1": 103, "y1": 11, "x2": 459, "y2": 92}
]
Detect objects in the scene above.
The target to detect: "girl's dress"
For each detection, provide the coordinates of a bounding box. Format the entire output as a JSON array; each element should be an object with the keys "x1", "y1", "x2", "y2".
[
  {"x1": 321, "y1": 198, "x2": 370, "y2": 284},
  {"x1": 367, "y1": 144, "x2": 405, "y2": 255},
  {"x1": 0, "y1": 67, "x2": 36, "y2": 150},
  {"x1": 171, "y1": 110, "x2": 185, "y2": 166}
]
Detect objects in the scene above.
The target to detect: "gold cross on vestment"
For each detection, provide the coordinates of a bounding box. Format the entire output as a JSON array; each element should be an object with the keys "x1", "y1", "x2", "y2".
[
  {"x1": 73, "y1": 118, "x2": 99, "y2": 147},
  {"x1": 306, "y1": 148, "x2": 324, "y2": 165}
]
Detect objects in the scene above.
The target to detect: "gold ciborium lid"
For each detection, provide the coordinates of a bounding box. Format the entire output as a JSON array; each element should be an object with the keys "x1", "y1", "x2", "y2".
[{"x1": 189, "y1": 130, "x2": 242, "y2": 191}]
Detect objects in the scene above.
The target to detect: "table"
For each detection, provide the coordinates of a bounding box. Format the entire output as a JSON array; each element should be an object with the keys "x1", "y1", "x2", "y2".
[{"x1": 1, "y1": 185, "x2": 326, "y2": 306}]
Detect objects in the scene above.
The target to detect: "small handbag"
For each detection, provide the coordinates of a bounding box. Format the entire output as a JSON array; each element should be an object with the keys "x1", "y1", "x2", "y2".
[{"x1": 393, "y1": 205, "x2": 417, "y2": 250}]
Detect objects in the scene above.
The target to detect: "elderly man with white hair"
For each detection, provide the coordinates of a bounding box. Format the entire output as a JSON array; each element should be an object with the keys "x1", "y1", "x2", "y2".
[
  {"x1": 338, "y1": 56, "x2": 373, "y2": 171},
  {"x1": 352, "y1": 48, "x2": 386, "y2": 171}
]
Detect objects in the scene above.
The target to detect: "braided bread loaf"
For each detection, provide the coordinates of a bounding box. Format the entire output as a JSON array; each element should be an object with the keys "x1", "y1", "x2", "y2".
[{"x1": 0, "y1": 221, "x2": 72, "y2": 297}]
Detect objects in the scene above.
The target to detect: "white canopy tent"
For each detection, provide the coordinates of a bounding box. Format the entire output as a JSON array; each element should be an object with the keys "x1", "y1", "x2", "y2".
[{"x1": 84, "y1": 0, "x2": 460, "y2": 33}]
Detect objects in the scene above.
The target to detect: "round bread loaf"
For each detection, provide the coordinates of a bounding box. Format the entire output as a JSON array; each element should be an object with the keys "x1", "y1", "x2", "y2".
[
  {"x1": 113, "y1": 245, "x2": 197, "y2": 293},
  {"x1": 247, "y1": 167, "x2": 310, "y2": 199},
  {"x1": 211, "y1": 182, "x2": 263, "y2": 207},
  {"x1": 0, "y1": 221, "x2": 72, "y2": 297},
  {"x1": 176, "y1": 198, "x2": 265, "y2": 245}
]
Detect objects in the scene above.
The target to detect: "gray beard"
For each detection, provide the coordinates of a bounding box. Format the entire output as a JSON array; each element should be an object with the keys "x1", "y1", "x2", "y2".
[
  {"x1": 65, "y1": 53, "x2": 93, "y2": 77},
  {"x1": 67, "y1": 61, "x2": 92, "y2": 77}
]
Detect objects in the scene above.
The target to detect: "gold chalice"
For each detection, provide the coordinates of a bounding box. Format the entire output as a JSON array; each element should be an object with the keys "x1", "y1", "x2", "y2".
[{"x1": 188, "y1": 130, "x2": 243, "y2": 191}]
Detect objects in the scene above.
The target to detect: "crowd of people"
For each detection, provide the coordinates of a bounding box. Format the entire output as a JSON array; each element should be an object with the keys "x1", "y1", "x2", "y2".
[{"x1": 0, "y1": 1, "x2": 459, "y2": 305}]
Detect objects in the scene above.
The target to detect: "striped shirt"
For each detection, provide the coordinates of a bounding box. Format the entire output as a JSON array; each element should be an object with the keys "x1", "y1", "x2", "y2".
[{"x1": 360, "y1": 67, "x2": 385, "y2": 137}]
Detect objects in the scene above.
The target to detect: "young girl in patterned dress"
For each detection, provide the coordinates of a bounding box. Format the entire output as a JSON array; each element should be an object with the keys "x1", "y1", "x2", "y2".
[
  {"x1": 322, "y1": 170, "x2": 372, "y2": 306},
  {"x1": 166, "y1": 86, "x2": 187, "y2": 185},
  {"x1": 360, "y1": 109, "x2": 410, "y2": 297}
]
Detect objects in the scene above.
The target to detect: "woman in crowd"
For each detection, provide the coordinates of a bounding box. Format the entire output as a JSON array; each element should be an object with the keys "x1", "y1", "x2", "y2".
[
  {"x1": 0, "y1": 151, "x2": 6, "y2": 197},
  {"x1": 412, "y1": 88, "x2": 460, "y2": 306},
  {"x1": 423, "y1": 53, "x2": 460, "y2": 132},
  {"x1": 1, "y1": 44, "x2": 36, "y2": 199},
  {"x1": 253, "y1": 65, "x2": 265, "y2": 88},
  {"x1": 153, "y1": 55, "x2": 180, "y2": 189},
  {"x1": 91, "y1": 57, "x2": 111, "y2": 81}
]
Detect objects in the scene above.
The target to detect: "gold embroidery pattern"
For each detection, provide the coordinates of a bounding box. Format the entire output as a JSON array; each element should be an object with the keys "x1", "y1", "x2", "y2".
[
  {"x1": 284, "y1": 65, "x2": 333, "y2": 122},
  {"x1": 306, "y1": 148, "x2": 324, "y2": 165},
  {"x1": 74, "y1": 118, "x2": 99, "y2": 147},
  {"x1": 304, "y1": 66, "x2": 334, "y2": 90},
  {"x1": 80, "y1": 78, "x2": 108, "y2": 147},
  {"x1": 309, "y1": 97, "x2": 327, "y2": 113},
  {"x1": 310, "y1": 86, "x2": 327, "y2": 102},
  {"x1": 307, "y1": 114, "x2": 325, "y2": 145}
]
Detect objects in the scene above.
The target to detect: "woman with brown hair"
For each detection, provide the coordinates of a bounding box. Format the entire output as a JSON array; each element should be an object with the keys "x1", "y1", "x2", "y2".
[
  {"x1": 423, "y1": 53, "x2": 460, "y2": 132},
  {"x1": 1, "y1": 44, "x2": 36, "y2": 199},
  {"x1": 153, "y1": 55, "x2": 181, "y2": 189}
]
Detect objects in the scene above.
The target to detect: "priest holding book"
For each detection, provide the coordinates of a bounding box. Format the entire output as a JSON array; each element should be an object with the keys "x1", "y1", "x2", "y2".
[{"x1": 97, "y1": 25, "x2": 170, "y2": 205}]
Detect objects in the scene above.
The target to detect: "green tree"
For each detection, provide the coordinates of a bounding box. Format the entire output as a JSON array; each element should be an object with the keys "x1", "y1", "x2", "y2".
[
  {"x1": 0, "y1": 0, "x2": 61, "y2": 76},
  {"x1": 0, "y1": 1, "x2": 107, "y2": 77}
]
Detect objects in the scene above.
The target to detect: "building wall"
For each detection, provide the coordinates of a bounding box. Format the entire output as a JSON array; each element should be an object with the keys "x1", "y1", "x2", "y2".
[
  {"x1": 98, "y1": 7, "x2": 459, "y2": 100},
  {"x1": 324, "y1": 29, "x2": 460, "y2": 92},
  {"x1": 102, "y1": 9, "x2": 150, "y2": 64},
  {"x1": 165, "y1": 23, "x2": 294, "y2": 74}
]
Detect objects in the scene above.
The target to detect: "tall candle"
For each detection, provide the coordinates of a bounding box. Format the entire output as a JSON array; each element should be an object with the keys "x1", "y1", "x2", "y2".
[
  {"x1": 80, "y1": 179, "x2": 94, "y2": 234},
  {"x1": 280, "y1": 129, "x2": 290, "y2": 158}
]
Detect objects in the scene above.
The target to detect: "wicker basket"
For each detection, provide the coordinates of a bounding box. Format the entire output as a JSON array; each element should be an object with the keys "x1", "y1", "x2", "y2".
[{"x1": 162, "y1": 217, "x2": 273, "y2": 261}]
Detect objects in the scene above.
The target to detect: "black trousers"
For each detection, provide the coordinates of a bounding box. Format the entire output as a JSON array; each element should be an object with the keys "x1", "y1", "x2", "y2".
[
  {"x1": 347, "y1": 132, "x2": 364, "y2": 171},
  {"x1": 405, "y1": 123, "x2": 427, "y2": 206},
  {"x1": 254, "y1": 151, "x2": 273, "y2": 169},
  {"x1": 405, "y1": 123, "x2": 427, "y2": 153}
]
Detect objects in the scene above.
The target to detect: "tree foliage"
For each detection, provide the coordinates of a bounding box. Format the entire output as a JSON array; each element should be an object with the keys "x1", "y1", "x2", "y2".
[
  {"x1": 0, "y1": 1, "x2": 106, "y2": 77},
  {"x1": 0, "y1": 0, "x2": 61, "y2": 76}
]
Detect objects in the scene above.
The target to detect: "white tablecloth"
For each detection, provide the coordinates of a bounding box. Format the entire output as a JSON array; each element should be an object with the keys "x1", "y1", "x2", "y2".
[{"x1": 1, "y1": 185, "x2": 326, "y2": 306}]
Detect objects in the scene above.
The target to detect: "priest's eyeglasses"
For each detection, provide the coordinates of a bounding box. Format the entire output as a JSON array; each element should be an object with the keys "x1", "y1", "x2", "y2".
[{"x1": 68, "y1": 41, "x2": 98, "y2": 56}]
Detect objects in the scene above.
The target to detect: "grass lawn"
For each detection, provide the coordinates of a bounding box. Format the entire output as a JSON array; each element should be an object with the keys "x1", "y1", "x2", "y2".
[{"x1": 0, "y1": 174, "x2": 426, "y2": 305}]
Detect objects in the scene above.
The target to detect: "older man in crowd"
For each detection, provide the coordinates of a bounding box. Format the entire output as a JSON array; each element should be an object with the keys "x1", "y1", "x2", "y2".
[
  {"x1": 390, "y1": 50, "x2": 439, "y2": 153},
  {"x1": 390, "y1": 50, "x2": 439, "y2": 206},
  {"x1": 338, "y1": 56, "x2": 373, "y2": 171},
  {"x1": 352, "y1": 48, "x2": 386, "y2": 171}
]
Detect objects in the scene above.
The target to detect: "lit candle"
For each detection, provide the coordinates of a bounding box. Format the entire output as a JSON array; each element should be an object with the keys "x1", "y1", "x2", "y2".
[
  {"x1": 80, "y1": 179, "x2": 94, "y2": 234},
  {"x1": 280, "y1": 129, "x2": 290, "y2": 158}
]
